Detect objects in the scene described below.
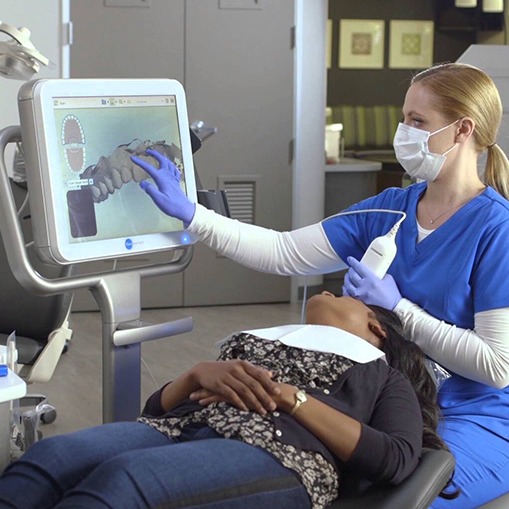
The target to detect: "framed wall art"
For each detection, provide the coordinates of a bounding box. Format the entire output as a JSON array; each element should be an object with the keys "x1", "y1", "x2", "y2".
[
  {"x1": 339, "y1": 19, "x2": 384, "y2": 69},
  {"x1": 389, "y1": 20, "x2": 434, "y2": 69}
]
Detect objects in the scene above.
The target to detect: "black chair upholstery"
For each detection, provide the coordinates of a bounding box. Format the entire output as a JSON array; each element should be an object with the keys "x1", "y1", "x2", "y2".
[
  {"x1": 0, "y1": 179, "x2": 74, "y2": 382},
  {"x1": 327, "y1": 449, "x2": 455, "y2": 509}
]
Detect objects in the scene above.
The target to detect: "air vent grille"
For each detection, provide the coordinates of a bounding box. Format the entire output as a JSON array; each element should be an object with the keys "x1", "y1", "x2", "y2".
[{"x1": 220, "y1": 177, "x2": 258, "y2": 224}]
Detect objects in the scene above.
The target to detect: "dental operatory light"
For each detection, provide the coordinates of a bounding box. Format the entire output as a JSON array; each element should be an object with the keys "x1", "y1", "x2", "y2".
[{"x1": 0, "y1": 20, "x2": 49, "y2": 80}]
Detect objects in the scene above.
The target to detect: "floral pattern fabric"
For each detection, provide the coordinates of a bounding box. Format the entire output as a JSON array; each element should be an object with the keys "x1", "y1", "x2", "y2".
[{"x1": 139, "y1": 332, "x2": 356, "y2": 509}]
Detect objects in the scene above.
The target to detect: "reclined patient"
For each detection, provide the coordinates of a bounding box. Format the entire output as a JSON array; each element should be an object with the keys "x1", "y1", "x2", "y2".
[{"x1": 0, "y1": 294, "x2": 451, "y2": 509}]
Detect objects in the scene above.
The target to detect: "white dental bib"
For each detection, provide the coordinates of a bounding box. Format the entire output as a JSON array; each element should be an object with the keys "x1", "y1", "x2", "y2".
[{"x1": 241, "y1": 324, "x2": 385, "y2": 364}]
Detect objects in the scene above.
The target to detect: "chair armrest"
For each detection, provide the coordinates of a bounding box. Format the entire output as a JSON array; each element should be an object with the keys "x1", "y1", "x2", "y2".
[{"x1": 328, "y1": 449, "x2": 455, "y2": 509}]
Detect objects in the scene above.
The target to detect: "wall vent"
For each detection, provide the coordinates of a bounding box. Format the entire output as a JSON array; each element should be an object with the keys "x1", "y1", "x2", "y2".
[{"x1": 218, "y1": 175, "x2": 260, "y2": 224}]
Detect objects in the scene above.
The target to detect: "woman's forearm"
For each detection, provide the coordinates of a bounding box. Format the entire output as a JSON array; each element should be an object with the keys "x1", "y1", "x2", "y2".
[
  {"x1": 395, "y1": 299, "x2": 509, "y2": 388},
  {"x1": 159, "y1": 371, "x2": 200, "y2": 412},
  {"x1": 159, "y1": 360, "x2": 281, "y2": 414},
  {"x1": 188, "y1": 205, "x2": 342, "y2": 276},
  {"x1": 294, "y1": 397, "x2": 362, "y2": 462},
  {"x1": 275, "y1": 380, "x2": 421, "y2": 484},
  {"x1": 276, "y1": 385, "x2": 361, "y2": 462}
]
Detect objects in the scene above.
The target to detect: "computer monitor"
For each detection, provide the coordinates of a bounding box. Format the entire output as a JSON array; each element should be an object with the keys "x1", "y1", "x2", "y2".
[{"x1": 18, "y1": 78, "x2": 197, "y2": 265}]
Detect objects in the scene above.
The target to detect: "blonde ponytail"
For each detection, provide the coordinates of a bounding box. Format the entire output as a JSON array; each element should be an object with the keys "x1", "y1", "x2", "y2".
[{"x1": 484, "y1": 144, "x2": 509, "y2": 200}]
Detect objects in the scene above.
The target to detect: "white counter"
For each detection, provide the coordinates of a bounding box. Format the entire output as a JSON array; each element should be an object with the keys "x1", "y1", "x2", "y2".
[
  {"x1": 0, "y1": 369, "x2": 26, "y2": 471},
  {"x1": 325, "y1": 157, "x2": 382, "y2": 173},
  {"x1": 0, "y1": 369, "x2": 26, "y2": 404}
]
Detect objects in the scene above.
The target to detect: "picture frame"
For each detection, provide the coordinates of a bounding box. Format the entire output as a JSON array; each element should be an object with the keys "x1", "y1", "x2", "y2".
[
  {"x1": 339, "y1": 19, "x2": 384, "y2": 69},
  {"x1": 389, "y1": 20, "x2": 434, "y2": 69}
]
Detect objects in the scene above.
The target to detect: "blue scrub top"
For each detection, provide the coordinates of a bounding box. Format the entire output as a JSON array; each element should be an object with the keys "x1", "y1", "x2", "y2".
[{"x1": 322, "y1": 183, "x2": 509, "y2": 433}]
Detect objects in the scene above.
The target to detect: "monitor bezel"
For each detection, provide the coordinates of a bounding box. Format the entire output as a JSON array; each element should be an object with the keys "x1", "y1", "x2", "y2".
[{"x1": 18, "y1": 78, "x2": 198, "y2": 265}]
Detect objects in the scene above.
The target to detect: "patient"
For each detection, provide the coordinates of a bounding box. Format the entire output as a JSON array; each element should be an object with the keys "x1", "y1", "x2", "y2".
[{"x1": 0, "y1": 294, "x2": 450, "y2": 509}]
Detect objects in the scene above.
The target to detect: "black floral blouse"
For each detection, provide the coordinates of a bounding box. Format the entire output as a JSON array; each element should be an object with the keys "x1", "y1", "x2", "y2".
[{"x1": 139, "y1": 332, "x2": 357, "y2": 508}]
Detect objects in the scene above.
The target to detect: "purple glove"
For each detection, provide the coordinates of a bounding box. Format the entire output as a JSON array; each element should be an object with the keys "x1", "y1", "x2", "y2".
[
  {"x1": 131, "y1": 149, "x2": 196, "y2": 227},
  {"x1": 342, "y1": 256, "x2": 402, "y2": 310}
]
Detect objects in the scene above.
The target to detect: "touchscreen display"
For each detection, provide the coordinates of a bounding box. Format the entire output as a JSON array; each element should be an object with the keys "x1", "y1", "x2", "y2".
[
  {"x1": 18, "y1": 78, "x2": 197, "y2": 265},
  {"x1": 54, "y1": 94, "x2": 185, "y2": 244}
]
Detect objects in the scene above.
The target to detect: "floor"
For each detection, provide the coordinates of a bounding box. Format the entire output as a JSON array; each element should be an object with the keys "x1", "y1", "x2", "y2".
[{"x1": 27, "y1": 302, "x2": 303, "y2": 438}]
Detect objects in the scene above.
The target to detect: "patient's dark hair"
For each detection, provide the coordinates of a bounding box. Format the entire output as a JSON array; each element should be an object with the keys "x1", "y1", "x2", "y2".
[
  {"x1": 369, "y1": 305, "x2": 459, "y2": 499},
  {"x1": 368, "y1": 305, "x2": 445, "y2": 451}
]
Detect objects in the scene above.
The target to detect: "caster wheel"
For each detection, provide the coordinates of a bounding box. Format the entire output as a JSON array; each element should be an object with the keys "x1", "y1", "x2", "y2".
[{"x1": 40, "y1": 408, "x2": 57, "y2": 424}]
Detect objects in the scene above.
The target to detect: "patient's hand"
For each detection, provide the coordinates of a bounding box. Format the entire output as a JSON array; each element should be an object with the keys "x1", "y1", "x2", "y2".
[{"x1": 188, "y1": 360, "x2": 280, "y2": 415}]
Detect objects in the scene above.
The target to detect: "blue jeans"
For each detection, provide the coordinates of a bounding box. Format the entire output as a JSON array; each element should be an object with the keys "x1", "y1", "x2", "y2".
[{"x1": 0, "y1": 422, "x2": 310, "y2": 509}]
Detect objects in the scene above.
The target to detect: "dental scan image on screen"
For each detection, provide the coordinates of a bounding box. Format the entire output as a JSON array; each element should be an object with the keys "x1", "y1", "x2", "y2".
[
  {"x1": 18, "y1": 79, "x2": 197, "y2": 264},
  {"x1": 58, "y1": 97, "x2": 184, "y2": 241}
]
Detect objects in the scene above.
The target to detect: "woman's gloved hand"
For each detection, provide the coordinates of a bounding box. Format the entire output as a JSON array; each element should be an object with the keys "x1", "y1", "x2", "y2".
[
  {"x1": 131, "y1": 149, "x2": 196, "y2": 227},
  {"x1": 342, "y1": 256, "x2": 402, "y2": 310}
]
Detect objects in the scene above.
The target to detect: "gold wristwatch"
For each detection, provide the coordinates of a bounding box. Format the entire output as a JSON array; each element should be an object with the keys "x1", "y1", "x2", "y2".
[{"x1": 290, "y1": 389, "x2": 307, "y2": 416}]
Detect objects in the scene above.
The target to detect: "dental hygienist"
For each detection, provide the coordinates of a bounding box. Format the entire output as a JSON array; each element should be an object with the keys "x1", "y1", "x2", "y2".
[{"x1": 132, "y1": 62, "x2": 509, "y2": 509}]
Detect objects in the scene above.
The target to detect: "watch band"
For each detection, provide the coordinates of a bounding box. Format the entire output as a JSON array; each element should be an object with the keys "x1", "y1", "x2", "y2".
[{"x1": 290, "y1": 389, "x2": 307, "y2": 416}]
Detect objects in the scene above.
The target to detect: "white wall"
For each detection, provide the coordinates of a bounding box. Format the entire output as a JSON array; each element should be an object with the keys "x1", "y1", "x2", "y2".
[{"x1": 292, "y1": 0, "x2": 328, "y2": 301}]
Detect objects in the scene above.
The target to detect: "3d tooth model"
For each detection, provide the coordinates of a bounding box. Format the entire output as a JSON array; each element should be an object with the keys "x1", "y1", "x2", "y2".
[{"x1": 79, "y1": 139, "x2": 183, "y2": 203}]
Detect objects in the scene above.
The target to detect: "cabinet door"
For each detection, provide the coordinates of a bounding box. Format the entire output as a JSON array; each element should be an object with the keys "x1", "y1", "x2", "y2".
[
  {"x1": 70, "y1": 0, "x2": 185, "y2": 81},
  {"x1": 69, "y1": 0, "x2": 186, "y2": 310},
  {"x1": 183, "y1": 0, "x2": 294, "y2": 306}
]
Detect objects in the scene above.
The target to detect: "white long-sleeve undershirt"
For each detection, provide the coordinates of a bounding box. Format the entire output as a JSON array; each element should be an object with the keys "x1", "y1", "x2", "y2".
[
  {"x1": 394, "y1": 300, "x2": 509, "y2": 389},
  {"x1": 188, "y1": 204, "x2": 509, "y2": 388},
  {"x1": 188, "y1": 204, "x2": 342, "y2": 276}
]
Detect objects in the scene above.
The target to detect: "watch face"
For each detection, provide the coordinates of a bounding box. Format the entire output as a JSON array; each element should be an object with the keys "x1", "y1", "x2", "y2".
[{"x1": 296, "y1": 391, "x2": 307, "y2": 403}]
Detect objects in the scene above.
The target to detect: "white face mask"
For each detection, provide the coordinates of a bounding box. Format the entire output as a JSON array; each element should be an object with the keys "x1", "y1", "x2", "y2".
[{"x1": 393, "y1": 120, "x2": 459, "y2": 181}]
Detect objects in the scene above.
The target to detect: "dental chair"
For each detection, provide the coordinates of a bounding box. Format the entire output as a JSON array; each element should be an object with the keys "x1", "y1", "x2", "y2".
[
  {"x1": 0, "y1": 177, "x2": 74, "y2": 423},
  {"x1": 327, "y1": 448, "x2": 455, "y2": 509}
]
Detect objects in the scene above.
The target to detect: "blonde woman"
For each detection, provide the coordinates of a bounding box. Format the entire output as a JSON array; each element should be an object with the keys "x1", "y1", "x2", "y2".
[{"x1": 132, "y1": 63, "x2": 509, "y2": 508}]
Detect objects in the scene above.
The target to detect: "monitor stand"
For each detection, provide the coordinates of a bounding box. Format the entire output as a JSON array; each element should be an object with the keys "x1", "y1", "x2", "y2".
[{"x1": 0, "y1": 125, "x2": 194, "y2": 423}]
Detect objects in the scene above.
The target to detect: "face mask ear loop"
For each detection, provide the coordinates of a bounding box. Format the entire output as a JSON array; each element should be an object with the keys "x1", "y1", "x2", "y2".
[
  {"x1": 429, "y1": 119, "x2": 461, "y2": 157},
  {"x1": 442, "y1": 143, "x2": 458, "y2": 157},
  {"x1": 429, "y1": 118, "x2": 461, "y2": 138}
]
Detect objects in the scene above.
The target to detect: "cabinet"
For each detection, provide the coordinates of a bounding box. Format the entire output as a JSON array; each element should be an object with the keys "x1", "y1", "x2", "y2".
[
  {"x1": 324, "y1": 158, "x2": 382, "y2": 217},
  {"x1": 458, "y1": 45, "x2": 509, "y2": 158}
]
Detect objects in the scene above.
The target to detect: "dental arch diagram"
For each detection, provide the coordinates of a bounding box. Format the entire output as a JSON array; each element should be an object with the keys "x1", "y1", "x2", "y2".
[
  {"x1": 61, "y1": 113, "x2": 183, "y2": 203},
  {"x1": 79, "y1": 139, "x2": 183, "y2": 203}
]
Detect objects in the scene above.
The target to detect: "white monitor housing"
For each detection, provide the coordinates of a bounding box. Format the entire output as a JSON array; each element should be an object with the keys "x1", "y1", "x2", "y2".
[{"x1": 18, "y1": 78, "x2": 197, "y2": 265}]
